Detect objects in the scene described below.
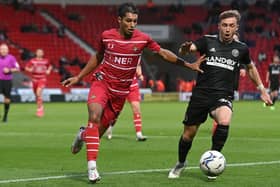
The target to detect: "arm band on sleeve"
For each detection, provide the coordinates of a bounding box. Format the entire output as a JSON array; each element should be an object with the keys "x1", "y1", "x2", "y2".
[{"x1": 176, "y1": 57, "x2": 186, "y2": 66}]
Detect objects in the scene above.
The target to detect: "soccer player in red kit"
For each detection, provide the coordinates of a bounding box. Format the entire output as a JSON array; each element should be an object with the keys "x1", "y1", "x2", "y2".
[
  {"x1": 127, "y1": 75, "x2": 147, "y2": 140},
  {"x1": 25, "y1": 49, "x2": 52, "y2": 117},
  {"x1": 62, "y1": 2, "x2": 205, "y2": 183},
  {"x1": 106, "y1": 64, "x2": 147, "y2": 141}
]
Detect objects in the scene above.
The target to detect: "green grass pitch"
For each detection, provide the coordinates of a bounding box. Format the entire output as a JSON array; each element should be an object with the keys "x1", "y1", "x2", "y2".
[{"x1": 0, "y1": 101, "x2": 279, "y2": 187}]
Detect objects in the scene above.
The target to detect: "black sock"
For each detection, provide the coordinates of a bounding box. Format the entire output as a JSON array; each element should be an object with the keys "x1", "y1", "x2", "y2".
[
  {"x1": 3, "y1": 103, "x2": 10, "y2": 121},
  {"x1": 211, "y1": 125, "x2": 229, "y2": 152},
  {"x1": 178, "y1": 136, "x2": 192, "y2": 163},
  {"x1": 272, "y1": 97, "x2": 277, "y2": 105}
]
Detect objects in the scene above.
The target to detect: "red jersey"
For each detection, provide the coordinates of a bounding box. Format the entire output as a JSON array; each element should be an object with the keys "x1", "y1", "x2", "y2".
[
  {"x1": 95, "y1": 28, "x2": 160, "y2": 96},
  {"x1": 26, "y1": 58, "x2": 51, "y2": 80}
]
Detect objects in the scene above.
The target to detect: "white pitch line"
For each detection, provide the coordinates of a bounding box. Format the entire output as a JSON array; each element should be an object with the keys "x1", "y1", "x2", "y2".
[
  {"x1": 102, "y1": 160, "x2": 280, "y2": 175},
  {"x1": 104, "y1": 134, "x2": 280, "y2": 142},
  {"x1": 0, "y1": 174, "x2": 86, "y2": 184},
  {"x1": 0, "y1": 160, "x2": 280, "y2": 184},
  {"x1": 1, "y1": 133, "x2": 279, "y2": 142}
]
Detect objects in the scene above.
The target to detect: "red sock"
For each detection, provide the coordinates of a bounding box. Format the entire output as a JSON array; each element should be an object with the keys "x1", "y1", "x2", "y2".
[
  {"x1": 82, "y1": 122, "x2": 100, "y2": 161},
  {"x1": 37, "y1": 96, "x2": 43, "y2": 108},
  {"x1": 133, "y1": 113, "x2": 142, "y2": 133}
]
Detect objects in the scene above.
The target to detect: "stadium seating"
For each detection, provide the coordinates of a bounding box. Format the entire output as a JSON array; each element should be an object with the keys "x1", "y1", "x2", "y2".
[
  {"x1": 1, "y1": 3, "x2": 279, "y2": 93},
  {"x1": 0, "y1": 4, "x2": 90, "y2": 89},
  {"x1": 37, "y1": 4, "x2": 118, "y2": 49}
]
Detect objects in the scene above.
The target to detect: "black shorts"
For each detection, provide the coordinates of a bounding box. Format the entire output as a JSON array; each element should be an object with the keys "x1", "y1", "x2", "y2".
[
  {"x1": 183, "y1": 88, "x2": 233, "y2": 126},
  {"x1": 270, "y1": 80, "x2": 279, "y2": 92},
  {"x1": 0, "y1": 80, "x2": 12, "y2": 99}
]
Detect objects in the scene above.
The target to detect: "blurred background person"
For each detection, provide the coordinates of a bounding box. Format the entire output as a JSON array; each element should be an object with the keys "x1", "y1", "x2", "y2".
[
  {"x1": 265, "y1": 54, "x2": 280, "y2": 110},
  {"x1": 25, "y1": 49, "x2": 52, "y2": 117},
  {"x1": 106, "y1": 64, "x2": 147, "y2": 141},
  {"x1": 0, "y1": 43, "x2": 20, "y2": 122}
]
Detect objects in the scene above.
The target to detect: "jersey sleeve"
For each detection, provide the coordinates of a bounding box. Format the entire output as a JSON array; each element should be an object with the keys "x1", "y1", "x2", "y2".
[
  {"x1": 193, "y1": 36, "x2": 208, "y2": 54},
  {"x1": 241, "y1": 47, "x2": 251, "y2": 65},
  {"x1": 146, "y1": 35, "x2": 160, "y2": 52}
]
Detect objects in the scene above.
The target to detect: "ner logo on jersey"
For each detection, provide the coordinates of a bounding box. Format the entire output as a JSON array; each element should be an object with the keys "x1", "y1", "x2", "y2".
[{"x1": 114, "y1": 57, "x2": 133, "y2": 65}]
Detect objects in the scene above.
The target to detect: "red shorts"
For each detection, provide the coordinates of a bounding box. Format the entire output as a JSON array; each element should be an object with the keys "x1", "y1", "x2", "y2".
[
  {"x1": 32, "y1": 79, "x2": 47, "y2": 92},
  {"x1": 88, "y1": 80, "x2": 126, "y2": 128},
  {"x1": 127, "y1": 84, "x2": 141, "y2": 103}
]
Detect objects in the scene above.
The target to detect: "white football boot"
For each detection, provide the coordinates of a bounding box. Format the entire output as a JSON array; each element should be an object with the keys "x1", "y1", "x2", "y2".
[
  {"x1": 88, "y1": 161, "x2": 101, "y2": 183},
  {"x1": 168, "y1": 162, "x2": 187, "y2": 179},
  {"x1": 136, "y1": 132, "x2": 147, "y2": 141},
  {"x1": 71, "y1": 127, "x2": 85, "y2": 154}
]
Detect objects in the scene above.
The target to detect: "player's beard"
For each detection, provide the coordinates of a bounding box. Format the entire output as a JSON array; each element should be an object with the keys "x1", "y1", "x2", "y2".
[{"x1": 124, "y1": 29, "x2": 134, "y2": 39}]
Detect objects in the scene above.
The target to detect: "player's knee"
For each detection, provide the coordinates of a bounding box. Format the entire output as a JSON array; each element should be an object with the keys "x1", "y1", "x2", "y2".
[
  {"x1": 89, "y1": 113, "x2": 101, "y2": 124},
  {"x1": 4, "y1": 98, "x2": 11, "y2": 103},
  {"x1": 182, "y1": 134, "x2": 193, "y2": 141},
  {"x1": 182, "y1": 126, "x2": 197, "y2": 141}
]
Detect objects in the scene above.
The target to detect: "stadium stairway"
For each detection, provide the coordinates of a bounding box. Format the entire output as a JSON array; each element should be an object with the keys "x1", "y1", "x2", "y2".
[{"x1": 39, "y1": 10, "x2": 95, "y2": 56}]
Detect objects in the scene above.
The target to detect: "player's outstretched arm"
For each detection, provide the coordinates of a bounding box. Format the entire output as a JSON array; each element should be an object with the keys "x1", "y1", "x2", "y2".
[
  {"x1": 247, "y1": 63, "x2": 272, "y2": 105},
  {"x1": 46, "y1": 65, "x2": 53, "y2": 75},
  {"x1": 61, "y1": 54, "x2": 102, "y2": 87},
  {"x1": 136, "y1": 63, "x2": 144, "y2": 81},
  {"x1": 158, "y1": 48, "x2": 205, "y2": 73}
]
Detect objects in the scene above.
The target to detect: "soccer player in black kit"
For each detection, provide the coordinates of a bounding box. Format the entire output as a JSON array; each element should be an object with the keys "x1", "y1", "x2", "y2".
[
  {"x1": 168, "y1": 10, "x2": 272, "y2": 180},
  {"x1": 266, "y1": 54, "x2": 280, "y2": 110}
]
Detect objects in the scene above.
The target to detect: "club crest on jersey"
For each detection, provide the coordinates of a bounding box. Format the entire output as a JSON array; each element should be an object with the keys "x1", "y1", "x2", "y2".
[
  {"x1": 90, "y1": 94, "x2": 96, "y2": 99},
  {"x1": 232, "y1": 49, "x2": 239, "y2": 57},
  {"x1": 133, "y1": 45, "x2": 138, "y2": 52}
]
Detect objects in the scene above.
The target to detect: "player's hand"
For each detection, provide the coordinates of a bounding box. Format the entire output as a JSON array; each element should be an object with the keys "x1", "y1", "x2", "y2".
[
  {"x1": 239, "y1": 69, "x2": 246, "y2": 77},
  {"x1": 188, "y1": 54, "x2": 206, "y2": 73},
  {"x1": 138, "y1": 74, "x2": 144, "y2": 81},
  {"x1": 3, "y1": 67, "x2": 10, "y2": 74},
  {"x1": 260, "y1": 91, "x2": 273, "y2": 106},
  {"x1": 179, "y1": 41, "x2": 192, "y2": 55},
  {"x1": 46, "y1": 70, "x2": 51, "y2": 75},
  {"x1": 61, "y1": 76, "x2": 80, "y2": 87}
]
